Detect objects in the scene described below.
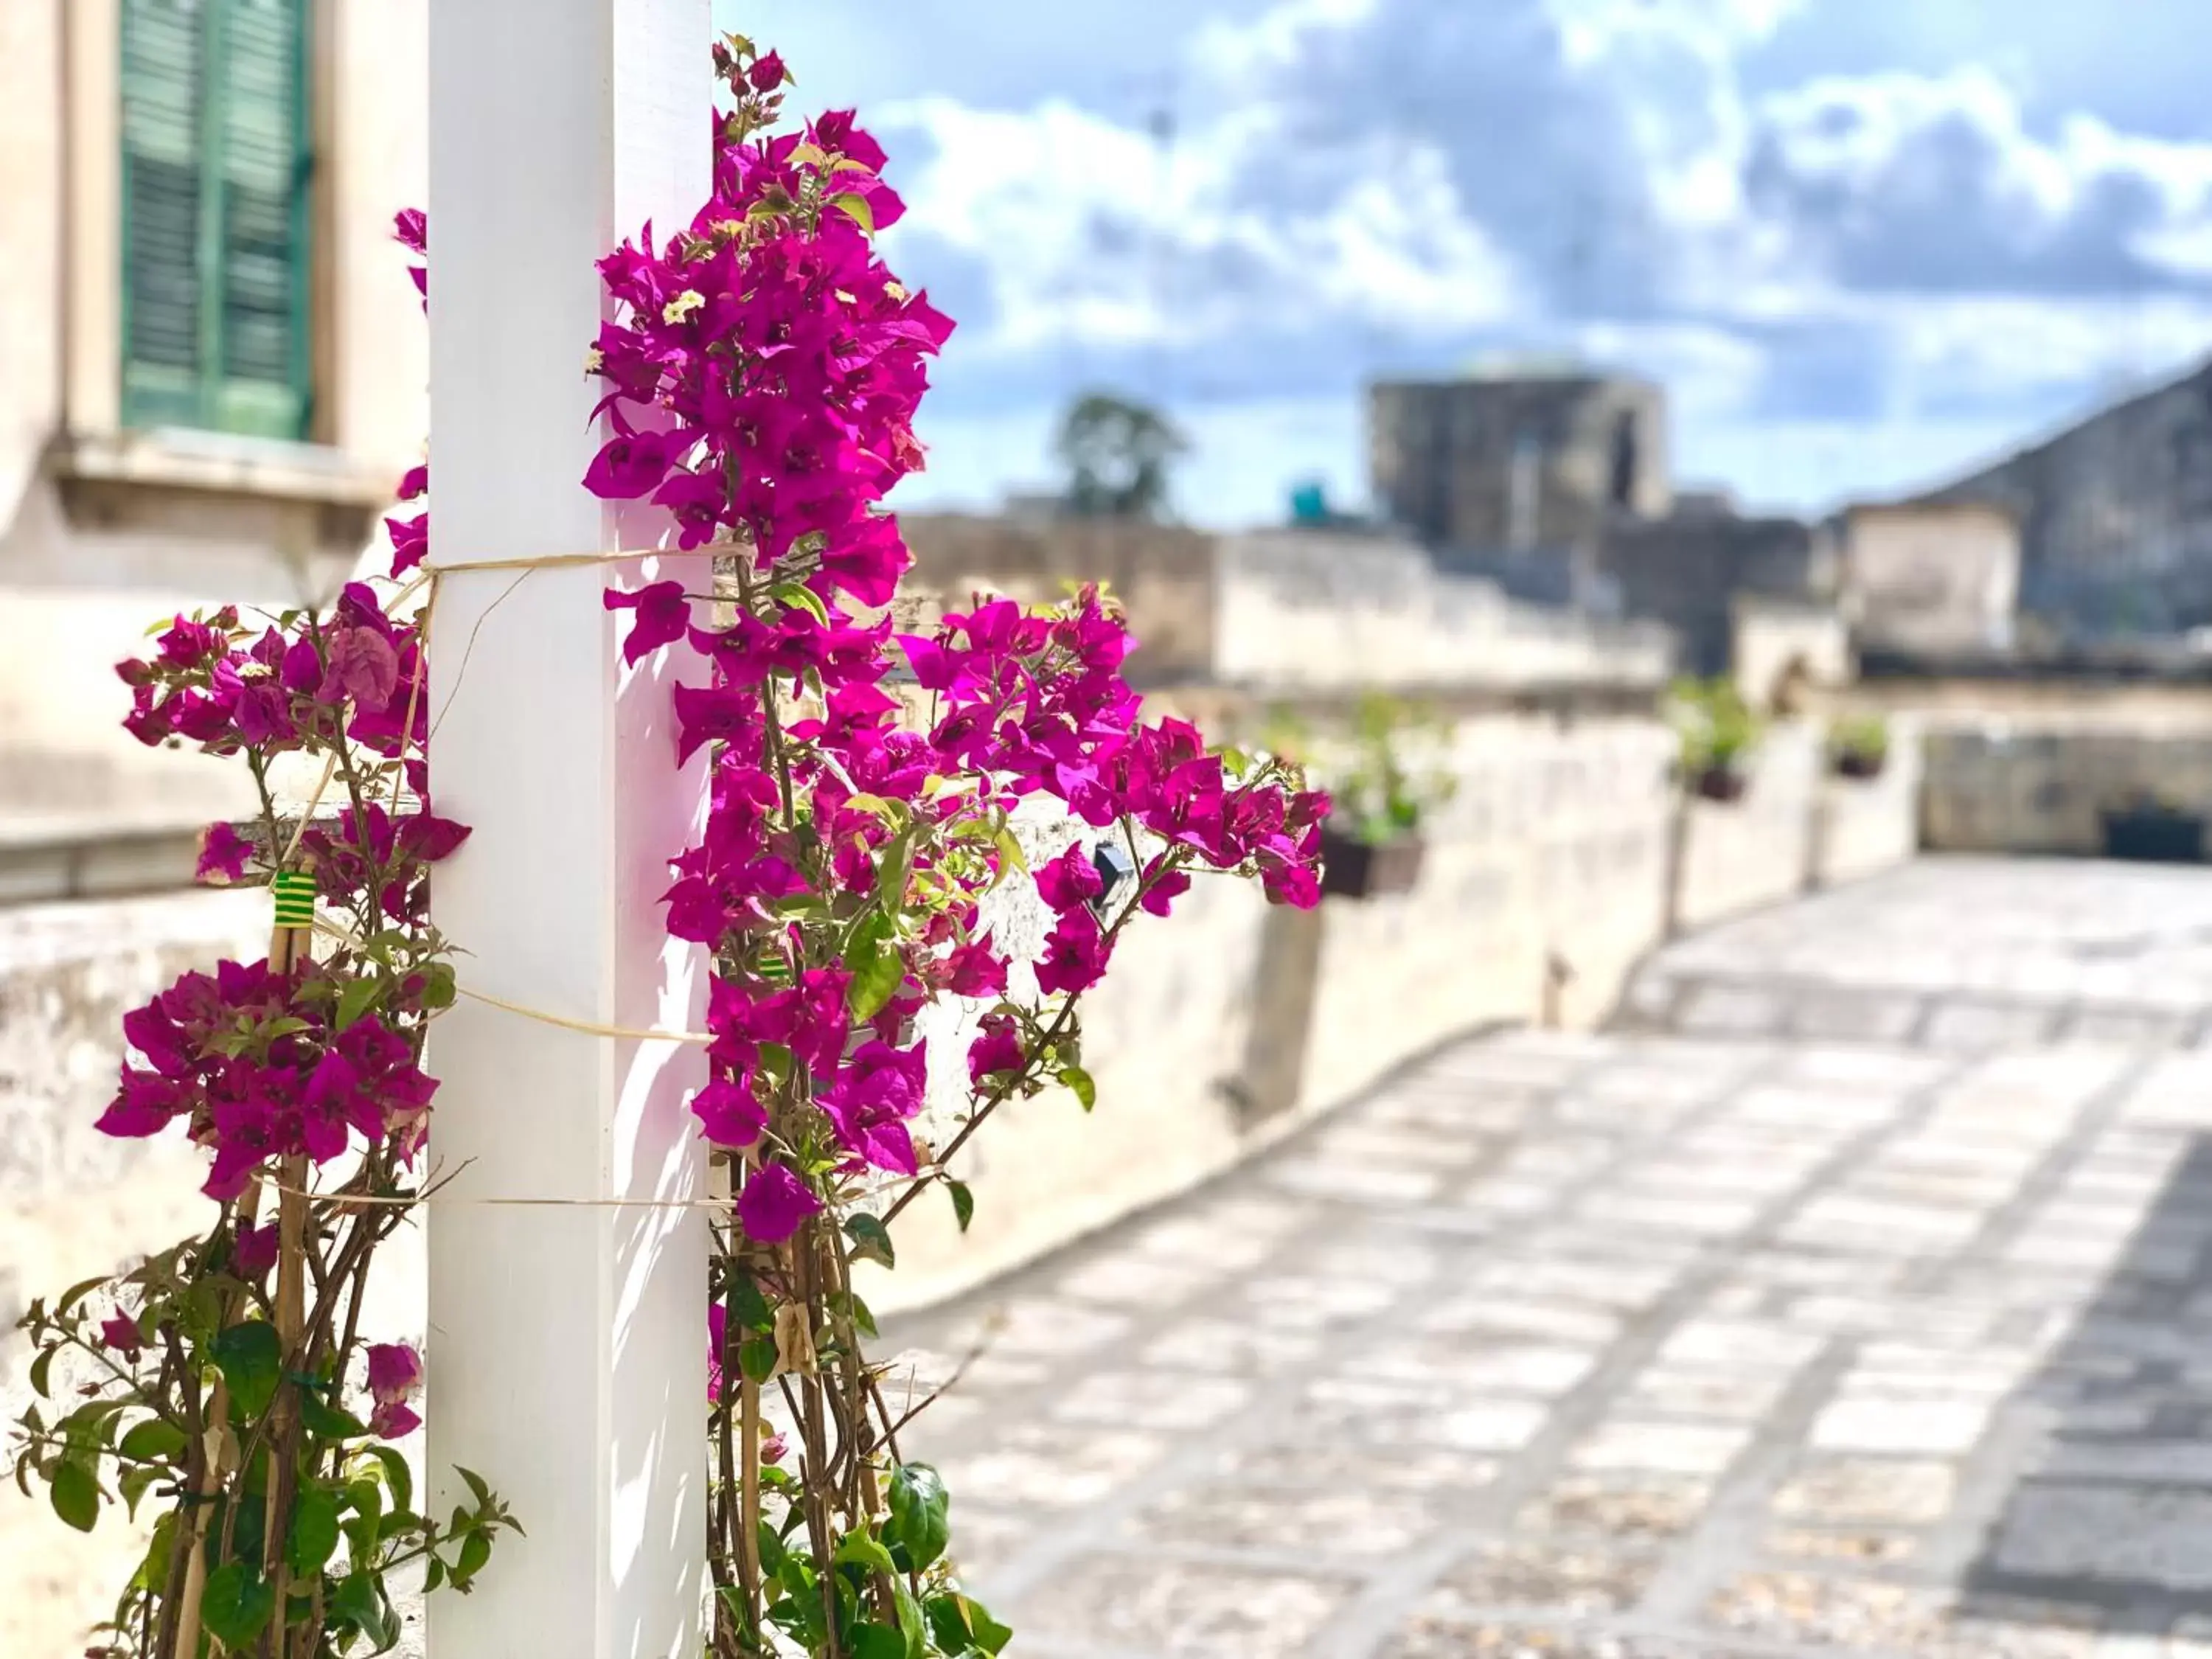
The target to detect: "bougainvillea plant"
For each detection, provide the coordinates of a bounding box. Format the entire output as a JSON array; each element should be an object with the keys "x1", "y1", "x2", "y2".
[
  {"x1": 12, "y1": 31, "x2": 1323, "y2": 1659},
  {"x1": 7, "y1": 220, "x2": 515, "y2": 1658},
  {"x1": 586, "y1": 36, "x2": 1323, "y2": 1658}
]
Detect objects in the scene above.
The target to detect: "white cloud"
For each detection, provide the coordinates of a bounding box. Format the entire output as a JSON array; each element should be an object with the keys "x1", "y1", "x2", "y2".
[{"x1": 861, "y1": 0, "x2": 2212, "y2": 524}]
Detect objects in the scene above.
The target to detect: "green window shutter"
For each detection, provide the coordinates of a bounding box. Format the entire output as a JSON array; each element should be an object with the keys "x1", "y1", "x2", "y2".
[
  {"x1": 121, "y1": 0, "x2": 311, "y2": 441},
  {"x1": 119, "y1": 0, "x2": 206, "y2": 429}
]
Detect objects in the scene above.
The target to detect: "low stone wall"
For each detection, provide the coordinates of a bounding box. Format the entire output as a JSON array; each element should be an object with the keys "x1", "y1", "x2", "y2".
[
  {"x1": 902, "y1": 513, "x2": 1672, "y2": 695},
  {"x1": 1921, "y1": 724, "x2": 2212, "y2": 855}
]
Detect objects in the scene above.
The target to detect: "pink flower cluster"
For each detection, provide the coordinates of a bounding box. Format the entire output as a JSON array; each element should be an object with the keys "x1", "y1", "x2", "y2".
[
  {"x1": 96, "y1": 959, "x2": 439, "y2": 1200},
  {"x1": 119, "y1": 585, "x2": 431, "y2": 831},
  {"x1": 365, "y1": 1341, "x2": 422, "y2": 1439},
  {"x1": 582, "y1": 53, "x2": 1326, "y2": 1245}
]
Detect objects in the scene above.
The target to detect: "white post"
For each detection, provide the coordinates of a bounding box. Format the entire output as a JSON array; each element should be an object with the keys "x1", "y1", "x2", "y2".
[{"x1": 426, "y1": 5, "x2": 710, "y2": 1656}]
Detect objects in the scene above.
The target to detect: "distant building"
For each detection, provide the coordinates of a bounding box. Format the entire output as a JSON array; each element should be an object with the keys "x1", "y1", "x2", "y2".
[
  {"x1": 1840, "y1": 502, "x2": 2020, "y2": 654},
  {"x1": 1595, "y1": 510, "x2": 1834, "y2": 678},
  {"x1": 1368, "y1": 368, "x2": 1670, "y2": 563},
  {"x1": 1916, "y1": 358, "x2": 2212, "y2": 637}
]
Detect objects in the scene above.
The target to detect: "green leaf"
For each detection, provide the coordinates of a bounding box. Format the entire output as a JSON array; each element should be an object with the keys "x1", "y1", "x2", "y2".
[
  {"x1": 299, "y1": 1391, "x2": 368, "y2": 1440},
  {"x1": 360, "y1": 1444, "x2": 412, "y2": 1516},
  {"x1": 728, "y1": 1274, "x2": 776, "y2": 1334},
  {"x1": 886, "y1": 1463, "x2": 950, "y2": 1572},
  {"x1": 119, "y1": 1461, "x2": 164, "y2": 1520},
  {"x1": 845, "y1": 1214, "x2": 897, "y2": 1270},
  {"x1": 57, "y1": 1274, "x2": 111, "y2": 1315},
  {"x1": 832, "y1": 1528, "x2": 899, "y2": 1574},
  {"x1": 49, "y1": 1459, "x2": 99, "y2": 1532},
  {"x1": 926, "y1": 1595, "x2": 975, "y2": 1655},
  {"x1": 772, "y1": 580, "x2": 830, "y2": 625},
  {"x1": 453, "y1": 1526, "x2": 493, "y2": 1588},
  {"x1": 327, "y1": 1572, "x2": 398, "y2": 1654},
  {"x1": 28, "y1": 1347, "x2": 54, "y2": 1399},
  {"x1": 334, "y1": 975, "x2": 382, "y2": 1033},
  {"x1": 846, "y1": 1293, "x2": 879, "y2": 1339},
  {"x1": 118, "y1": 1419, "x2": 188, "y2": 1463},
  {"x1": 947, "y1": 1180, "x2": 975, "y2": 1234},
  {"x1": 849, "y1": 1624, "x2": 908, "y2": 1659},
  {"x1": 133, "y1": 1512, "x2": 178, "y2": 1589},
  {"x1": 827, "y1": 192, "x2": 875, "y2": 234},
  {"x1": 212, "y1": 1321, "x2": 284, "y2": 1419},
  {"x1": 419, "y1": 961, "x2": 458, "y2": 1011},
  {"x1": 739, "y1": 1337, "x2": 778, "y2": 1385},
  {"x1": 458, "y1": 1466, "x2": 493, "y2": 1510},
  {"x1": 756, "y1": 1517, "x2": 787, "y2": 1577},
  {"x1": 992, "y1": 827, "x2": 1027, "y2": 879},
  {"x1": 287, "y1": 1484, "x2": 343, "y2": 1574},
  {"x1": 967, "y1": 1596, "x2": 1014, "y2": 1655},
  {"x1": 844, "y1": 912, "x2": 905, "y2": 1021},
  {"x1": 893, "y1": 1574, "x2": 928, "y2": 1659},
  {"x1": 1057, "y1": 1065, "x2": 1097, "y2": 1112},
  {"x1": 201, "y1": 1560, "x2": 276, "y2": 1649}
]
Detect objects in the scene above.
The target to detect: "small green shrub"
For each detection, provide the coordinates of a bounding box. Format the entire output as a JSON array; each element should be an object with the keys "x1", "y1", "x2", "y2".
[{"x1": 1669, "y1": 676, "x2": 1761, "y2": 779}]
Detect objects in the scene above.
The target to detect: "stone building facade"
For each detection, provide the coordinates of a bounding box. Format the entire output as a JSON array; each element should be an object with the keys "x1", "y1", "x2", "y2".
[
  {"x1": 1919, "y1": 357, "x2": 2212, "y2": 636},
  {"x1": 1595, "y1": 512, "x2": 1834, "y2": 678},
  {"x1": 0, "y1": 0, "x2": 426, "y2": 860},
  {"x1": 1368, "y1": 369, "x2": 1671, "y2": 562},
  {"x1": 1841, "y1": 501, "x2": 2020, "y2": 653}
]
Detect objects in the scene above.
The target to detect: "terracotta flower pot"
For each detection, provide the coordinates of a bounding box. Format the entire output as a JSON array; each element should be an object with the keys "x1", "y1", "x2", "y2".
[
  {"x1": 1694, "y1": 765, "x2": 1747, "y2": 803},
  {"x1": 1319, "y1": 827, "x2": 1427, "y2": 899}
]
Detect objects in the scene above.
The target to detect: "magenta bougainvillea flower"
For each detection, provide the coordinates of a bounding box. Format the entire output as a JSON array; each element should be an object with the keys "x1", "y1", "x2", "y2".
[
  {"x1": 580, "y1": 88, "x2": 1325, "y2": 1248},
  {"x1": 366, "y1": 1341, "x2": 422, "y2": 1439},
  {"x1": 735, "y1": 1162, "x2": 821, "y2": 1244}
]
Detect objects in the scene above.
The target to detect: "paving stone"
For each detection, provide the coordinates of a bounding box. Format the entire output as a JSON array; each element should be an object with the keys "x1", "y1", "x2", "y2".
[
  {"x1": 1363, "y1": 1338, "x2": 1599, "y2": 1398},
  {"x1": 1569, "y1": 1421, "x2": 1751, "y2": 1476},
  {"x1": 1766, "y1": 1525, "x2": 1919, "y2": 1564},
  {"x1": 1811, "y1": 1397, "x2": 1994, "y2": 1455},
  {"x1": 1138, "y1": 1315, "x2": 1325, "y2": 1374},
  {"x1": 1009, "y1": 1555, "x2": 1354, "y2": 1655},
  {"x1": 1382, "y1": 1624, "x2": 1758, "y2": 1659},
  {"x1": 1618, "y1": 1366, "x2": 1794, "y2": 1421},
  {"x1": 1988, "y1": 1484, "x2": 2212, "y2": 1591},
  {"x1": 1429, "y1": 1540, "x2": 1660, "y2": 1616},
  {"x1": 1214, "y1": 1441, "x2": 1500, "y2": 1494},
  {"x1": 1047, "y1": 1369, "x2": 1253, "y2": 1431},
  {"x1": 877, "y1": 867, "x2": 2212, "y2": 1659},
  {"x1": 1703, "y1": 1572, "x2": 1952, "y2": 1647},
  {"x1": 1773, "y1": 1458, "x2": 1959, "y2": 1525},
  {"x1": 1131, "y1": 1482, "x2": 1437, "y2": 1557},
  {"x1": 941, "y1": 1425, "x2": 1168, "y2": 1508},
  {"x1": 1515, "y1": 1475, "x2": 1715, "y2": 1542}
]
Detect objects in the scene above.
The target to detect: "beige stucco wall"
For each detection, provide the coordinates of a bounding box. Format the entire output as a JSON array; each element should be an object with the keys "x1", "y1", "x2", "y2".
[
  {"x1": 1846, "y1": 504, "x2": 2020, "y2": 652},
  {"x1": 1733, "y1": 600, "x2": 1852, "y2": 714},
  {"x1": 0, "y1": 1, "x2": 63, "y2": 544},
  {"x1": 0, "y1": 0, "x2": 428, "y2": 851}
]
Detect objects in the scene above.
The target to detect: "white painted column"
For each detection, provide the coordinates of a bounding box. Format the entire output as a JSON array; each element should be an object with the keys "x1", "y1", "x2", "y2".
[{"x1": 426, "y1": 5, "x2": 710, "y2": 1656}]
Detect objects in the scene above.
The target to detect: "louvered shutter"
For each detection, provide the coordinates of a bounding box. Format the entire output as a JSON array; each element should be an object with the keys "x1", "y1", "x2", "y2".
[
  {"x1": 121, "y1": 0, "x2": 310, "y2": 439},
  {"x1": 120, "y1": 0, "x2": 207, "y2": 428}
]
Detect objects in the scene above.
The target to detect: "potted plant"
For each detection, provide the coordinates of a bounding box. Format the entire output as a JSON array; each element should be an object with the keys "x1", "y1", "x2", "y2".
[
  {"x1": 1669, "y1": 677, "x2": 1761, "y2": 803},
  {"x1": 1830, "y1": 712, "x2": 1891, "y2": 780},
  {"x1": 2099, "y1": 787, "x2": 2208, "y2": 863},
  {"x1": 1266, "y1": 695, "x2": 1453, "y2": 900}
]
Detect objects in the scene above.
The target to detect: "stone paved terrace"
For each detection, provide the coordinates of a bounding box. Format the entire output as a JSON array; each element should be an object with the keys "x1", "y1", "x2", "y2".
[{"x1": 881, "y1": 858, "x2": 2212, "y2": 1658}]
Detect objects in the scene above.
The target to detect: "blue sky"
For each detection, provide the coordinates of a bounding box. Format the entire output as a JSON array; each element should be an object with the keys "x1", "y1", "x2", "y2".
[{"x1": 714, "y1": 0, "x2": 2212, "y2": 527}]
